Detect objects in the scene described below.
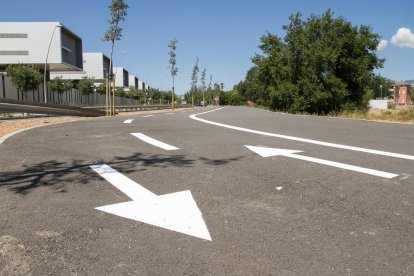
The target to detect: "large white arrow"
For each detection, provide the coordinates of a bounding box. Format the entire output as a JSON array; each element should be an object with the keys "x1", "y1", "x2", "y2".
[
  {"x1": 245, "y1": 145, "x2": 398, "y2": 179},
  {"x1": 90, "y1": 164, "x2": 211, "y2": 241}
]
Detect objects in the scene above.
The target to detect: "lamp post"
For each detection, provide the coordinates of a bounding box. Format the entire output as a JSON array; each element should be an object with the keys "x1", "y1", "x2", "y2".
[
  {"x1": 44, "y1": 24, "x2": 62, "y2": 103},
  {"x1": 380, "y1": 85, "x2": 383, "y2": 99}
]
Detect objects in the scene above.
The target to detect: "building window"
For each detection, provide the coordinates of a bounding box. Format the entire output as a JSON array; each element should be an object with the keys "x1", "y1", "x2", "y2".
[
  {"x1": 0, "y1": 33, "x2": 28, "y2": 38},
  {"x1": 0, "y1": 50, "x2": 29, "y2": 55}
]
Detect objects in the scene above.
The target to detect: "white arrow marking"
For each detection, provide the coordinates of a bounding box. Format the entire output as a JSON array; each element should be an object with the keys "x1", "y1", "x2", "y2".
[
  {"x1": 245, "y1": 145, "x2": 398, "y2": 179},
  {"x1": 123, "y1": 119, "x2": 134, "y2": 124},
  {"x1": 190, "y1": 108, "x2": 414, "y2": 161},
  {"x1": 131, "y1": 133, "x2": 179, "y2": 150},
  {"x1": 90, "y1": 164, "x2": 211, "y2": 241}
]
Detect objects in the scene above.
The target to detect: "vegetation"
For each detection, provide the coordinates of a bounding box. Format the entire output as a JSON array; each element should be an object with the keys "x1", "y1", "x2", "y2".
[
  {"x1": 96, "y1": 83, "x2": 106, "y2": 95},
  {"x1": 168, "y1": 37, "x2": 178, "y2": 109},
  {"x1": 190, "y1": 57, "x2": 199, "y2": 107},
  {"x1": 48, "y1": 77, "x2": 73, "y2": 103},
  {"x1": 5, "y1": 64, "x2": 43, "y2": 100},
  {"x1": 340, "y1": 106, "x2": 414, "y2": 123},
  {"x1": 234, "y1": 9, "x2": 385, "y2": 114},
  {"x1": 78, "y1": 77, "x2": 95, "y2": 95},
  {"x1": 103, "y1": 0, "x2": 129, "y2": 113}
]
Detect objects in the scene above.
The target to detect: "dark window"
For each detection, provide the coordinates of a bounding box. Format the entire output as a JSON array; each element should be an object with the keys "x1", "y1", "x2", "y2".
[
  {"x1": 0, "y1": 33, "x2": 28, "y2": 38},
  {"x1": 0, "y1": 50, "x2": 29, "y2": 55}
]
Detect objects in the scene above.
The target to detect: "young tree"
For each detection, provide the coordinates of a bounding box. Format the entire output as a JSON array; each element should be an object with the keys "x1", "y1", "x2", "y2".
[
  {"x1": 103, "y1": 0, "x2": 129, "y2": 115},
  {"x1": 168, "y1": 37, "x2": 178, "y2": 110},
  {"x1": 48, "y1": 77, "x2": 73, "y2": 104},
  {"x1": 190, "y1": 57, "x2": 199, "y2": 108},
  {"x1": 200, "y1": 67, "x2": 207, "y2": 106},
  {"x1": 6, "y1": 64, "x2": 43, "y2": 101}
]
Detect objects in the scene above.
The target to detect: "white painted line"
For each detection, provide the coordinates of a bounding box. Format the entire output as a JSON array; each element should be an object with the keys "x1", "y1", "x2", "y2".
[
  {"x1": 143, "y1": 115, "x2": 155, "y2": 118},
  {"x1": 90, "y1": 164, "x2": 211, "y2": 241},
  {"x1": 131, "y1": 133, "x2": 179, "y2": 150},
  {"x1": 123, "y1": 119, "x2": 134, "y2": 124},
  {"x1": 190, "y1": 108, "x2": 414, "y2": 161},
  {"x1": 166, "y1": 113, "x2": 174, "y2": 115},
  {"x1": 245, "y1": 145, "x2": 398, "y2": 179},
  {"x1": 276, "y1": 186, "x2": 283, "y2": 191}
]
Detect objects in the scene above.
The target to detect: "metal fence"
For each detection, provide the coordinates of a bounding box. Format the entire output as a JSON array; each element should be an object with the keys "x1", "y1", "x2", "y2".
[{"x1": 0, "y1": 74, "x2": 140, "y2": 107}]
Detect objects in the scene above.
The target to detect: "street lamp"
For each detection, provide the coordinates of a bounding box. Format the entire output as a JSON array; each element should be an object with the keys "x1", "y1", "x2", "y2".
[
  {"x1": 380, "y1": 85, "x2": 383, "y2": 99},
  {"x1": 44, "y1": 23, "x2": 62, "y2": 103}
]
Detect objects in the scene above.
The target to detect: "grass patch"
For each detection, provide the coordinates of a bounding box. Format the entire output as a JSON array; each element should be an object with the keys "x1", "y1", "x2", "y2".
[{"x1": 339, "y1": 106, "x2": 414, "y2": 123}]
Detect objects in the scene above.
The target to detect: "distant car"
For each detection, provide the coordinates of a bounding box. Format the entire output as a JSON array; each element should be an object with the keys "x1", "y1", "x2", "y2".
[{"x1": 196, "y1": 101, "x2": 208, "y2": 107}]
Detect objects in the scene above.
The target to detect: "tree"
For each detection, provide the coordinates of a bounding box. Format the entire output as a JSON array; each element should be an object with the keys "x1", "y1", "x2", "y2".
[
  {"x1": 48, "y1": 77, "x2": 73, "y2": 104},
  {"x1": 168, "y1": 37, "x2": 178, "y2": 110},
  {"x1": 96, "y1": 83, "x2": 106, "y2": 95},
  {"x1": 103, "y1": 0, "x2": 129, "y2": 115},
  {"x1": 200, "y1": 67, "x2": 207, "y2": 106},
  {"x1": 78, "y1": 77, "x2": 95, "y2": 105},
  {"x1": 242, "y1": 9, "x2": 384, "y2": 114},
  {"x1": 6, "y1": 64, "x2": 43, "y2": 100},
  {"x1": 190, "y1": 57, "x2": 199, "y2": 108}
]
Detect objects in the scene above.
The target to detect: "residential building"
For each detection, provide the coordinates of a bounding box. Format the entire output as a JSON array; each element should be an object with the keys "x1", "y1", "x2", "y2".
[
  {"x1": 51, "y1": 52, "x2": 110, "y2": 83},
  {"x1": 128, "y1": 75, "x2": 138, "y2": 89},
  {"x1": 138, "y1": 80, "x2": 146, "y2": 90},
  {"x1": 0, "y1": 22, "x2": 83, "y2": 73},
  {"x1": 113, "y1": 67, "x2": 129, "y2": 88}
]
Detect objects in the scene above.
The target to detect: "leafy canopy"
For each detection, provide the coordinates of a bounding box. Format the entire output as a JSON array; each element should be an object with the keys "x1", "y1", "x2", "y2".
[
  {"x1": 6, "y1": 64, "x2": 43, "y2": 94},
  {"x1": 240, "y1": 9, "x2": 384, "y2": 114}
]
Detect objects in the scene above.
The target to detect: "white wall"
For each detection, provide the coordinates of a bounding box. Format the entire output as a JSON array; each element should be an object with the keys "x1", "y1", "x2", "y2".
[
  {"x1": 369, "y1": 99, "x2": 388, "y2": 110},
  {"x1": 0, "y1": 22, "x2": 62, "y2": 65}
]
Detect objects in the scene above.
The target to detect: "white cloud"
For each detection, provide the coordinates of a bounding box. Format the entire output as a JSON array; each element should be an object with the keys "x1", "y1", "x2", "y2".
[
  {"x1": 390, "y1": 27, "x2": 414, "y2": 48},
  {"x1": 377, "y1": 39, "x2": 388, "y2": 51}
]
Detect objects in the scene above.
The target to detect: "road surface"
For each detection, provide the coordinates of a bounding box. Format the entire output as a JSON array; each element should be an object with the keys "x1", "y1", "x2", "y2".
[{"x1": 1, "y1": 106, "x2": 413, "y2": 275}]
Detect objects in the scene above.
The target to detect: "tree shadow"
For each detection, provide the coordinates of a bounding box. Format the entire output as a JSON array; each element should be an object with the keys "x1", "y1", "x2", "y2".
[{"x1": 0, "y1": 152, "x2": 244, "y2": 195}]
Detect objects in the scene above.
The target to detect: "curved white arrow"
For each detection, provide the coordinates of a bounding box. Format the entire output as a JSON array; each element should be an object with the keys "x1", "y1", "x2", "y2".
[
  {"x1": 245, "y1": 145, "x2": 398, "y2": 179},
  {"x1": 90, "y1": 164, "x2": 211, "y2": 241}
]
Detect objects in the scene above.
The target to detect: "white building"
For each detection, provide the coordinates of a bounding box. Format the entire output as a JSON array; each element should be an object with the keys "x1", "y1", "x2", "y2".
[
  {"x1": 113, "y1": 67, "x2": 129, "y2": 88},
  {"x1": 128, "y1": 75, "x2": 138, "y2": 89},
  {"x1": 0, "y1": 22, "x2": 83, "y2": 72},
  {"x1": 51, "y1": 52, "x2": 110, "y2": 83},
  {"x1": 138, "y1": 80, "x2": 146, "y2": 90}
]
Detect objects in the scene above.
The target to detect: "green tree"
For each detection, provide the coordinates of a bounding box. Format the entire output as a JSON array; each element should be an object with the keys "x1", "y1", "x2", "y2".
[
  {"x1": 190, "y1": 57, "x2": 199, "y2": 107},
  {"x1": 168, "y1": 37, "x2": 178, "y2": 110},
  {"x1": 78, "y1": 77, "x2": 95, "y2": 105},
  {"x1": 200, "y1": 67, "x2": 207, "y2": 106},
  {"x1": 96, "y1": 83, "x2": 106, "y2": 95},
  {"x1": 103, "y1": 0, "x2": 129, "y2": 114},
  {"x1": 243, "y1": 9, "x2": 384, "y2": 114},
  {"x1": 48, "y1": 77, "x2": 73, "y2": 104},
  {"x1": 6, "y1": 64, "x2": 43, "y2": 100}
]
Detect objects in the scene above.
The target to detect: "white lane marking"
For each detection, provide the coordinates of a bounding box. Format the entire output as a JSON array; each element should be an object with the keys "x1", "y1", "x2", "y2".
[
  {"x1": 190, "y1": 108, "x2": 414, "y2": 161},
  {"x1": 143, "y1": 115, "x2": 155, "y2": 118},
  {"x1": 166, "y1": 113, "x2": 174, "y2": 115},
  {"x1": 90, "y1": 164, "x2": 211, "y2": 241},
  {"x1": 131, "y1": 133, "x2": 179, "y2": 150},
  {"x1": 245, "y1": 145, "x2": 398, "y2": 179},
  {"x1": 123, "y1": 119, "x2": 134, "y2": 124}
]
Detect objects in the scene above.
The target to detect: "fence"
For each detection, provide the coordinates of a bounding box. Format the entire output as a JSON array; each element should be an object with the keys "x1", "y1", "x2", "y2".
[{"x1": 0, "y1": 74, "x2": 140, "y2": 107}]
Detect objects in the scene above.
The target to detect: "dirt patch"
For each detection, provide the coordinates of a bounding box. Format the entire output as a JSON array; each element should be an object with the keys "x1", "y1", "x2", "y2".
[{"x1": 0, "y1": 235, "x2": 32, "y2": 276}]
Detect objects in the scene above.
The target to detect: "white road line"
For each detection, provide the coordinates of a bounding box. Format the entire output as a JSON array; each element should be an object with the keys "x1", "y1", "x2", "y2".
[
  {"x1": 90, "y1": 164, "x2": 156, "y2": 201},
  {"x1": 123, "y1": 119, "x2": 134, "y2": 124},
  {"x1": 166, "y1": 113, "x2": 174, "y2": 115},
  {"x1": 131, "y1": 133, "x2": 179, "y2": 150},
  {"x1": 143, "y1": 115, "x2": 154, "y2": 118},
  {"x1": 190, "y1": 108, "x2": 414, "y2": 161}
]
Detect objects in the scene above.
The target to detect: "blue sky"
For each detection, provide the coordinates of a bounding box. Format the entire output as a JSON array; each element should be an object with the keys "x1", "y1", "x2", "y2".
[{"x1": 1, "y1": 0, "x2": 413, "y2": 94}]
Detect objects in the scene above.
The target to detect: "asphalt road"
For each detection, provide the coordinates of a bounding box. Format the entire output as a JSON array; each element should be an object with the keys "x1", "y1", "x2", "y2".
[{"x1": 1, "y1": 106, "x2": 413, "y2": 275}]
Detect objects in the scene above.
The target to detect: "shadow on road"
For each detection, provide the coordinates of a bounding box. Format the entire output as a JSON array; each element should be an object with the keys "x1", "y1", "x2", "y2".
[{"x1": 0, "y1": 152, "x2": 244, "y2": 195}]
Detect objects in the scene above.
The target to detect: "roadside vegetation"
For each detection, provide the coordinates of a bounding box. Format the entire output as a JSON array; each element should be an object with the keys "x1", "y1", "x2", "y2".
[
  {"x1": 217, "y1": 9, "x2": 407, "y2": 120},
  {"x1": 340, "y1": 106, "x2": 414, "y2": 123}
]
